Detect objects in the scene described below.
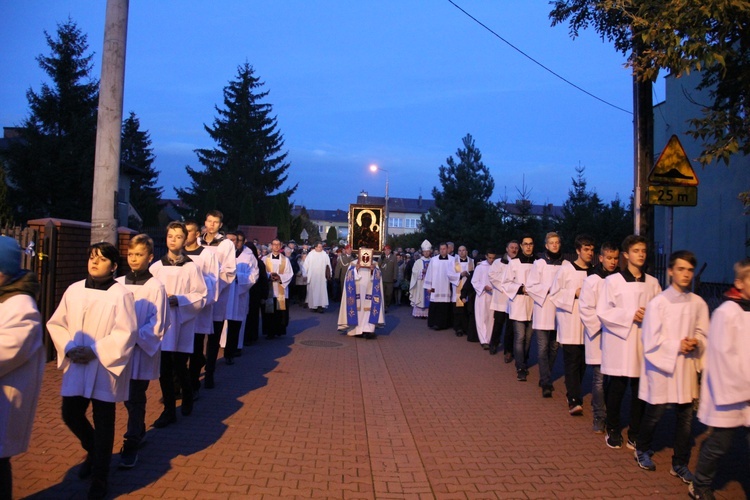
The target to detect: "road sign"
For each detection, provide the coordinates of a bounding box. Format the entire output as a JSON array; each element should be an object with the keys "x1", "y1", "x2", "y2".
[
  {"x1": 648, "y1": 135, "x2": 699, "y2": 186},
  {"x1": 648, "y1": 185, "x2": 698, "y2": 206}
]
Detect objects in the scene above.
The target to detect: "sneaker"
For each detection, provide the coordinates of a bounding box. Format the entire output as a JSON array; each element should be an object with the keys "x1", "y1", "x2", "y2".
[
  {"x1": 626, "y1": 438, "x2": 637, "y2": 450},
  {"x1": 152, "y1": 410, "x2": 176, "y2": 428},
  {"x1": 592, "y1": 419, "x2": 605, "y2": 434},
  {"x1": 118, "y1": 447, "x2": 138, "y2": 469},
  {"x1": 688, "y1": 483, "x2": 715, "y2": 500},
  {"x1": 542, "y1": 387, "x2": 553, "y2": 398},
  {"x1": 670, "y1": 464, "x2": 695, "y2": 484},
  {"x1": 568, "y1": 404, "x2": 583, "y2": 416},
  {"x1": 605, "y1": 430, "x2": 623, "y2": 449},
  {"x1": 517, "y1": 370, "x2": 527, "y2": 382},
  {"x1": 503, "y1": 352, "x2": 513, "y2": 364},
  {"x1": 634, "y1": 450, "x2": 656, "y2": 471}
]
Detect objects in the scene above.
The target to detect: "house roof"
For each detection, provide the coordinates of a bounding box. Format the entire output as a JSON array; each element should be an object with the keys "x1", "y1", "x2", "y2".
[{"x1": 355, "y1": 195, "x2": 435, "y2": 214}]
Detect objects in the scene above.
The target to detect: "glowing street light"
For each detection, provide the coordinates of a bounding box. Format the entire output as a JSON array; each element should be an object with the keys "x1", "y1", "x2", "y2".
[{"x1": 368, "y1": 164, "x2": 389, "y2": 249}]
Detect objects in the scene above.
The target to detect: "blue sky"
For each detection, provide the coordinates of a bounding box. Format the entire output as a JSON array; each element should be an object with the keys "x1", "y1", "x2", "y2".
[{"x1": 0, "y1": 1, "x2": 648, "y2": 211}]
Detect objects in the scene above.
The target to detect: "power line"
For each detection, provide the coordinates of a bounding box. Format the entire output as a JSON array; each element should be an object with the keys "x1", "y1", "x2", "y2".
[{"x1": 446, "y1": 0, "x2": 633, "y2": 115}]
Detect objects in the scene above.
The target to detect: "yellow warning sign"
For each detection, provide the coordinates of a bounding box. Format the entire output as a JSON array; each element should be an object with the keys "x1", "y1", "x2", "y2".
[{"x1": 648, "y1": 135, "x2": 699, "y2": 186}]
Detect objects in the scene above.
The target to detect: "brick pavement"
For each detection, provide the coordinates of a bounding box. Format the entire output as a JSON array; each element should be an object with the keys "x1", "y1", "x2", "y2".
[{"x1": 12, "y1": 303, "x2": 748, "y2": 499}]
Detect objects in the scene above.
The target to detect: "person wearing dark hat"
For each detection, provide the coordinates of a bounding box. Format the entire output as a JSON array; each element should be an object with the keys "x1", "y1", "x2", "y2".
[{"x1": 0, "y1": 236, "x2": 44, "y2": 500}]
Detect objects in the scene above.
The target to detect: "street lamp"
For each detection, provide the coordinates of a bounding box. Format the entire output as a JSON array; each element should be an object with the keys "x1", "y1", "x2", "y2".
[{"x1": 369, "y1": 164, "x2": 389, "y2": 248}]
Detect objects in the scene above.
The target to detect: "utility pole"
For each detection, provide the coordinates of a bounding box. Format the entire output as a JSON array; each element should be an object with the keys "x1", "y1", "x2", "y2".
[
  {"x1": 90, "y1": 0, "x2": 129, "y2": 244},
  {"x1": 632, "y1": 41, "x2": 655, "y2": 269}
]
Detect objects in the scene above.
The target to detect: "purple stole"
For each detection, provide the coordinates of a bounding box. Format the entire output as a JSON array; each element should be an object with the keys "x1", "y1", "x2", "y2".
[
  {"x1": 344, "y1": 265, "x2": 383, "y2": 326},
  {"x1": 421, "y1": 259, "x2": 430, "y2": 307}
]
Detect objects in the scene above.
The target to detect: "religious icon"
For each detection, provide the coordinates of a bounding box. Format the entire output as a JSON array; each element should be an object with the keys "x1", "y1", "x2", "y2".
[
  {"x1": 359, "y1": 248, "x2": 374, "y2": 268},
  {"x1": 348, "y1": 204, "x2": 383, "y2": 252}
]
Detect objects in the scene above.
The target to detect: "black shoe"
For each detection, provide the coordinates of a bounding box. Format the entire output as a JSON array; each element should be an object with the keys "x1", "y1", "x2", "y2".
[
  {"x1": 181, "y1": 395, "x2": 193, "y2": 416},
  {"x1": 204, "y1": 373, "x2": 215, "y2": 389},
  {"x1": 542, "y1": 387, "x2": 553, "y2": 398},
  {"x1": 152, "y1": 410, "x2": 176, "y2": 428},
  {"x1": 481, "y1": 343, "x2": 490, "y2": 350},
  {"x1": 78, "y1": 454, "x2": 94, "y2": 479},
  {"x1": 503, "y1": 352, "x2": 513, "y2": 364},
  {"x1": 517, "y1": 370, "x2": 527, "y2": 382},
  {"x1": 88, "y1": 478, "x2": 108, "y2": 500},
  {"x1": 488, "y1": 344, "x2": 498, "y2": 355},
  {"x1": 118, "y1": 446, "x2": 138, "y2": 469},
  {"x1": 364, "y1": 332, "x2": 377, "y2": 340}
]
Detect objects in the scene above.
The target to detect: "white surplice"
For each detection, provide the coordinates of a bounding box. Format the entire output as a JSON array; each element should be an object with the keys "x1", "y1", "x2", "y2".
[
  {"x1": 116, "y1": 276, "x2": 169, "y2": 381},
  {"x1": 424, "y1": 256, "x2": 459, "y2": 303},
  {"x1": 638, "y1": 286, "x2": 709, "y2": 405},
  {"x1": 697, "y1": 299, "x2": 750, "y2": 428},
  {"x1": 488, "y1": 258, "x2": 510, "y2": 313},
  {"x1": 184, "y1": 246, "x2": 219, "y2": 334},
  {"x1": 550, "y1": 261, "x2": 589, "y2": 345},
  {"x1": 597, "y1": 272, "x2": 661, "y2": 377},
  {"x1": 472, "y1": 260, "x2": 495, "y2": 344},
  {"x1": 526, "y1": 258, "x2": 562, "y2": 330},
  {"x1": 47, "y1": 280, "x2": 137, "y2": 402},
  {"x1": 304, "y1": 249, "x2": 332, "y2": 309},
  {"x1": 150, "y1": 259, "x2": 207, "y2": 354},
  {"x1": 578, "y1": 272, "x2": 605, "y2": 365},
  {"x1": 502, "y1": 258, "x2": 535, "y2": 322}
]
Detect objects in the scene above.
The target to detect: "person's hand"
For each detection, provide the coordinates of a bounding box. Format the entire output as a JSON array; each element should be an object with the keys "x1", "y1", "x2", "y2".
[
  {"x1": 68, "y1": 346, "x2": 96, "y2": 364},
  {"x1": 680, "y1": 337, "x2": 699, "y2": 354},
  {"x1": 484, "y1": 285, "x2": 492, "y2": 292},
  {"x1": 168, "y1": 295, "x2": 179, "y2": 307},
  {"x1": 575, "y1": 287, "x2": 581, "y2": 299},
  {"x1": 633, "y1": 307, "x2": 645, "y2": 324}
]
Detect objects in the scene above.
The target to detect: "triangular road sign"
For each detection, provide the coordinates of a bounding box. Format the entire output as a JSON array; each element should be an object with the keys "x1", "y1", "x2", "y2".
[{"x1": 648, "y1": 135, "x2": 699, "y2": 186}]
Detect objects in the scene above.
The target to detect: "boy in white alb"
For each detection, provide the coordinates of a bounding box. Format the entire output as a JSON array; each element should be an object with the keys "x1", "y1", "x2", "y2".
[
  {"x1": 150, "y1": 222, "x2": 207, "y2": 428},
  {"x1": 634, "y1": 251, "x2": 708, "y2": 485},
  {"x1": 578, "y1": 241, "x2": 620, "y2": 433},
  {"x1": 689, "y1": 259, "x2": 750, "y2": 500},
  {"x1": 116, "y1": 234, "x2": 169, "y2": 468},
  {"x1": 550, "y1": 234, "x2": 594, "y2": 415},
  {"x1": 527, "y1": 232, "x2": 564, "y2": 397},
  {"x1": 598, "y1": 235, "x2": 661, "y2": 450},
  {"x1": 502, "y1": 235, "x2": 537, "y2": 382},
  {"x1": 471, "y1": 250, "x2": 496, "y2": 347},
  {"x1": 47, "y1": 242, "x2": 137, "y2": 498}
]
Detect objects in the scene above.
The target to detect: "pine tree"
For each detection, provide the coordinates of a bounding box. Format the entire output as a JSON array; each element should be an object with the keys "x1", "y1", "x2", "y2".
[
  {"x1": 176, "y1": 63, "x2": 296, "y2": 229},
  {"x1": 557, "y1": 165, "x2": 604, "y2": 252},
  {"x1": 421, "y1": 134, "x2": 501, "y2": 250},
  {"x1": 2, "y1": 19, "x2": 98, "y2": 222},
  {"x1": 121, "y1": 112, "x2": 162, "y2": 228}
]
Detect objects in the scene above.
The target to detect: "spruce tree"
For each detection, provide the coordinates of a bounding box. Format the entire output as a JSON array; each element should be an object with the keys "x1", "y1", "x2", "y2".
[
  {"x1": 2, "y1": 19, "x2": 98, "y2": 222},
  {"x1": 176, "y1": 63, "x2": 296, "y2": 229},
  {"x1": 121, "y1": 111, "x2": 162, "y2": 228},
  {"x1": 421, "y1": 134, "x2": 501, "y2": 250},
  {"x1": 557, "y1": 166, "x2": 604, "y2": 252}
]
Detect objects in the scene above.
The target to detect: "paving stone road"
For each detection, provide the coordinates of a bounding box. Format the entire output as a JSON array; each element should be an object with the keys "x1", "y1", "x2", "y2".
[{"x1": 12, "y1": 302, "x2": 748, "y2": 499}]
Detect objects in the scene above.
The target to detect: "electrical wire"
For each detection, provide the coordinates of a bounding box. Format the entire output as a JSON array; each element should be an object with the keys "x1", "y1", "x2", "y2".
[{"x1": 447, "y1": 0, "x2": 633, "y2": 115}]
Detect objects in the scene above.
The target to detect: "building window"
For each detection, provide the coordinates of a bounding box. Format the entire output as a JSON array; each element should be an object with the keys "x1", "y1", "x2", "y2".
[
  {"x1": 317, "y1": 225, "x2": 324, "y2": 234},
  {"x1": 405, "y1": 218, "x2": 418, "y2": 229},
  {"x1": 389, "y1": 217, "x2": 402, "y2": 228}
]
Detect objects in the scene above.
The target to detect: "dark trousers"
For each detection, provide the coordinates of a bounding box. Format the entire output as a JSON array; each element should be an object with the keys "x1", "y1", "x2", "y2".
[
  {"x1": 563, "y1": 344, "x2": 586, "y2": 406},
  {"x1": 694, "y1": 426, "x2": 750, "y2": 489},
  {"x1": 123, "y1": 379, "x2": 150, "y2": 449},
  {"x1": 536, "y1": 329, "x2": 559, "y2": 389},
  {"x1": 262, "y1": 300, "x2": 289, "y2": 337},
  {"x1": 604, "y1": 375, "x2": 646, "y2": 440},
  {"x1": 514, "y1": 320, "x2": 533, "y2": 372},
  {"x1": 383, "y1": 281, "x2": 394, "y2": 309},
  {"x1": 637, "y1": 402, "x2": 694, "y2": 466},
  {"x1": 0, "y1": 457, "x2": 11, "y2": 500},
  {"x1": 489, "y1": 311, "x2": 508, "y2": 348},
  {"x1": 159, "y1": 351, "x2": 191, "y2": 413},
  {"x1": 190, "y1": 333, "x2": 206, "y2": 390},
  {"x1": 453, "y1": 304, "x2": 470, "y2": 335},
  {"x1": 224, "y1": 319, "x2": 242, "y2": 359},
  {"x1": 61, "y1": 396, "x2": 116, "y2": 481},
  {"x1": 246, "y1": 296, "x2": 261, "y2": 343}
]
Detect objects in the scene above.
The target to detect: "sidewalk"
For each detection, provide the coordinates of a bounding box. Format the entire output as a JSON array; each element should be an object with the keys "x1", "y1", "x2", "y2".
[{"x1": 13, "y1": 303, "x2": 747, "y2": 499}]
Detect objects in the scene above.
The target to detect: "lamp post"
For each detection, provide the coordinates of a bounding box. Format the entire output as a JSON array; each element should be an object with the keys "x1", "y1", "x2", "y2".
[{"x1": 369, "y1": 164, "x2": 389, "y2": 248}]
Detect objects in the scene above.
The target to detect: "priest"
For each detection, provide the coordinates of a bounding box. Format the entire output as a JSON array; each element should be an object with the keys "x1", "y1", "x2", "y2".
[
  {"x1": 303, "y1": 241, "x2": 332, "y2": 313},
  {"x1": 337, "y1": 253, "x2": 385, "y2": 338},
  {"x1": 424, "y1": 242, "x2": 460, "y2": 330},
  {"x1": 409, "y1": 240, "x2": 433, "y2": 318}
]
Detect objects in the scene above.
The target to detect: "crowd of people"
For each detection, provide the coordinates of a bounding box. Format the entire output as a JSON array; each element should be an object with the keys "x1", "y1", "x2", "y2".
[{"x1": 1, "y1": 214, "x2": 748, "y2": 500}]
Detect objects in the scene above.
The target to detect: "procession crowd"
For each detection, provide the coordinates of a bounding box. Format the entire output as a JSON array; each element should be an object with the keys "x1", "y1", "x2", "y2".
[{"x1": 1, "y1": 210, "x2": 748, "y2": 500}]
